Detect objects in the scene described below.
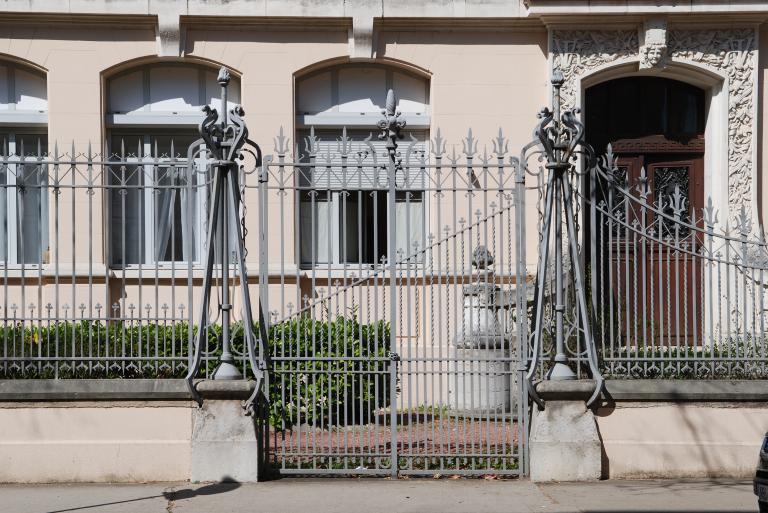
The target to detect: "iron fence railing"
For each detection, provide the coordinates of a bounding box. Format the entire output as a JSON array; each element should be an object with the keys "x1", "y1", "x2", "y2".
[
  {"x1": 259, "y1": 120, "x2": 525, "y2": 475},
  {"x1": 584, "y1": 146, "x2": 768, "y2": 379},
  {"x1": 0, "y1": 141, "x2": 260, "y2": 379},
  {"x1": 4, "y1": 141, "x2": 768, "y2": 384}
]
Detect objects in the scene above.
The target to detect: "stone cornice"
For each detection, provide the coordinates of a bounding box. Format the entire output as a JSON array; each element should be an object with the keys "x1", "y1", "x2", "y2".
[
  {"x1": 540, "y1": 13, "x2": 768, "y2": 28},
  {"x1": 0, "y1": 13, "x2": 156, "y2": 28},
  {"x1": 376, "y1": 17, "x2": 546, "y2": 31},
  {"x1": 527, "y1": 0, "x2": 768, "y2": 16},
  {"x1": 181, "y1": 16, "x2": 351, "y2": 32}
]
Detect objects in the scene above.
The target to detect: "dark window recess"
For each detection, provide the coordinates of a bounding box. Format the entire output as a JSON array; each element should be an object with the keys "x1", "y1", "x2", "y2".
[{"x1": 585, "y1": 77, "x2": 705, "y2": 156}]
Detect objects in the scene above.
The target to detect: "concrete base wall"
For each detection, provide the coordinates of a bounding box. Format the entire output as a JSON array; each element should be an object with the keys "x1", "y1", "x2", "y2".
[
  {"x1": 597, "y1": 402, "x2": 768, "y2": 479},
  {"x1": 0, "y1": 380, "x2": 263, "y2": 484},
  {"x1": 2, "y1": 379, "x2": 768, "y2": 482},
  {"x1": 0, "y1": 402, "x2": 193, "y2": 483},
  {"x1": 191, "y1": 400, "x2": 264, "y2": 483}
]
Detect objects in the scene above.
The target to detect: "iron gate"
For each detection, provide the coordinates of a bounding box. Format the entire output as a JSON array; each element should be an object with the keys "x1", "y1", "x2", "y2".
[{"x1": 254, "y1": 93, "x2": 529, "y2": 476}]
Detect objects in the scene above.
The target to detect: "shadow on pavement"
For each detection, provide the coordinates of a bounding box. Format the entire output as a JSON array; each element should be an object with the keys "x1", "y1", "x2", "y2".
[{"x1": 45, "y1": 481, "x2": 241, "y2": 513}]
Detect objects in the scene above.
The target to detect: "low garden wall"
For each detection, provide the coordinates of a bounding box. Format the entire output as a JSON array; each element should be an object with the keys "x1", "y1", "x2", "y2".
[
  {"x1": 598, "y1": 380, "x2": 768, "y2": 479},
  {"x1": 0, "y1": 379, "x2": 766, "y2": 482}
]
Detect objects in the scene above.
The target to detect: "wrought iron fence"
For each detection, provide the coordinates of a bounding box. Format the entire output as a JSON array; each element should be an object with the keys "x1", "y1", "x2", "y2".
[
  {"x1": 583, "y1": 146, "x2": 768, "y2": 379},
  {"x1": 259, "y1": 103, "x2": 526, "y2": 474},
  {"x1": 0, "y1": 139, "x2": 262, "y2": 379},
  {"x1": 0, "y1": 116, "x2": 528, "y2": 477},
  {"x1": 5, "y1": 69, "x2": 768, "y2": 480}
]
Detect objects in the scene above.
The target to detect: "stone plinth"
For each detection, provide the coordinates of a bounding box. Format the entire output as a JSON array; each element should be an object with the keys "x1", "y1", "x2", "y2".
[
  {"x1": 191, "y1": 380, "x2": 267, "y2": 483},
  {"x1": 529, "y1": 380, "x2": 601, "y2": 482},
  {"x1": 450, "y1": 347, "x2": 516, "y2": 413},
  {"x1": 449, "y1": 249, "x2": 516, "y2": 413}
]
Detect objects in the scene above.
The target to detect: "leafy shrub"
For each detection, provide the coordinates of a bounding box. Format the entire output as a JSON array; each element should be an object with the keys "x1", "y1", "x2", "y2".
[
  {"x1": 0, "y1": 315, "x2": 392, "y2": 429},
  {"x1": 265, "y1": 316, "x2": 392, "y2": 429}
]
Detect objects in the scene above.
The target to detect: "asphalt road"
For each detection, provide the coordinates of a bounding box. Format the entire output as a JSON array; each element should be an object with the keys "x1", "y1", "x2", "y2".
[{"x1": 0, "y1": 478, "x2": 756, "y2": 513}]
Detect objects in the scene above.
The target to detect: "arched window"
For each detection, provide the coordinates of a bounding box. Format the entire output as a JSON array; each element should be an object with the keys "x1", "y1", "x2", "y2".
[
  {"x1": 106, "y1": 63, "x2": 240, "y2": 266},
  {"x1": 295, "y1": 64, "x2": 430, "y2": 266},
  {"x1": 0, "y1": 60, "x2": 48, "y2": 265}
]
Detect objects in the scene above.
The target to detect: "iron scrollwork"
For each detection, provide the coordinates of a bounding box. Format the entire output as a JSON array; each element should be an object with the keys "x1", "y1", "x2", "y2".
[
  {"x1": 523, "y1": 70, "x2": 604, "y2": 408},
  {"x1": 185, "y1": 66, "x2": 267, "y2": 415}
]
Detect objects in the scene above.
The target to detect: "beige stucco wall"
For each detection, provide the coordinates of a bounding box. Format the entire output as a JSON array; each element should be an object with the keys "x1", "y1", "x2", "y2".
[
  {"x1": 0, "y1": 21, "x2": 546, "y2": 331},
  {"x1": 0, "y1": 402, "x2": 192, "y2": 482},
  {"x1": 1, "y1": 398, "x2": 766, "y2": 482},
  {"x1": 597, "y1": 403, "x2": 768, "y2": 479}
]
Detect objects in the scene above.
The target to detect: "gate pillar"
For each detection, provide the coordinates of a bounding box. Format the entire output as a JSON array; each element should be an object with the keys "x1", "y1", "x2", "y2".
[
  {"x1": 190, "y1": 381, "x2": 268, "y2": 483},
  {"x1": 529, "y1": 380, "x2": 602, "y2": 482}
]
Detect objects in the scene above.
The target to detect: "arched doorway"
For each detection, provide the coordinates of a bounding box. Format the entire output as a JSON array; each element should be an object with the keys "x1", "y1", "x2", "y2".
[
  {"x1": 586, "y1": 76, "x2": 705, "y2": 205},
  {"x1": 585, "y1": 76, "x2": 706, "y2": 347}
]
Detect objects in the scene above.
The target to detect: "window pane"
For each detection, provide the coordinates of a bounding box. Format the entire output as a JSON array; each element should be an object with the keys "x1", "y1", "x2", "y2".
[
  {"x1": 338, "y1": 68, "x2": 386, "y2": 114},
  {"x1": 297, "y1": 72, "x2": 333, "y2": 114},
  {"x1": 15, "y1": 68, "x2": 48, "y2": 112},
  {"x1": 109, "y1": 132, "x2": 201, "y2": 266},
  {"x1": 296, "y1": 129, "x2": 426, "y2": 267},
  {"x1": 108, "y1": 159, "x2": 144, "y2": 266},
  {"x1": 300, "y1": 191, "x2": 332, "y2": 265},
  {"x1": 152, "y1": 134, "x2": 199, "y2": 159},
  {"x1": 393, "y1": 72, "x2": 429, "y2": 115},
  {"x1": 149, "y1": 66, "x2": 200, "y2": 113},
  {"x1": 0, "y1": 66, "x2": 9, "y2": 110},
  {"x1": 108, "y1": 70, "x2": 144, "y2": 114},
  {"x1": 342, "y1": 190, "x2": 386, "y2": 265},
  {"x1": 394, "y1": 191, "x2": 424, "y2": 263},
  {"x1": 154, "y1": 166, "x2": 185, "y2": 262},
  {"x1": 15, "y1": 135, "x2": 47, "y2": 264}
]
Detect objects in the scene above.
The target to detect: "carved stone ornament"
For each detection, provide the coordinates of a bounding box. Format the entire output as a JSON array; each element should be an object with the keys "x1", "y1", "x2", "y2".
[
  {"x1": 639, "y1": 18, "x2": 668, "y2": 69},
  {"x1": 667, "y1": 28, "x2": 757, "y2": 217},
  {"x1": 552, "y1": 26, "x2": 757, "y2": 219}
]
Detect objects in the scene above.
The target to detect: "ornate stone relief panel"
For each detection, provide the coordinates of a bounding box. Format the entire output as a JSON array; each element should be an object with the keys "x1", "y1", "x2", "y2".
[{"x1": 551, "y1": 26, "x2": 758, "y2": 219}]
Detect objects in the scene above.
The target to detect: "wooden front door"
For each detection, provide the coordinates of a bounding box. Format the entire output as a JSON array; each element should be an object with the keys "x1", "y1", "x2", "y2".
[{"x1": 611, "y1": 137, "x2": 704, "y2": 346}]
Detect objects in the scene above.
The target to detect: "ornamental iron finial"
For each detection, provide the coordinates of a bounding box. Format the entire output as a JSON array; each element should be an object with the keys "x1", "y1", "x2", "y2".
[
  {"x1": 217, "y1": 66, "x2": 231, "y2": 86},
  {"x1": 378, "y1": 89, "x2": 406, "y2": 155},
  {"x1": 197, "y1": 67, "x2": 255, "y2": 163},
  {"x1": 534, "y1": 72, "x2": 592, "y2": 170}
]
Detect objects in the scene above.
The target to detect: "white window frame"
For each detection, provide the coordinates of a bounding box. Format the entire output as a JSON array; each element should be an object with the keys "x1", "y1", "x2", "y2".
[
  {"x1": 295, "y1": 65, "x2": 430, "y2": 270},
  {"x1": 106, "y1": 63, "x2": 241, "y2": 269},
  {"x1": 108, "y1": 131, "x2": 208, "y2": 268}
]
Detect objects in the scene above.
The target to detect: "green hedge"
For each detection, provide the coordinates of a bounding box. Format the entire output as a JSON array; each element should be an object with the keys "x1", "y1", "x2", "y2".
[
  {"x1": 0, "y1": 316, "x2": 392, "y2": 429},
  {"x1": 265, "y1": 316, "x2": 391, "y2": 429}
]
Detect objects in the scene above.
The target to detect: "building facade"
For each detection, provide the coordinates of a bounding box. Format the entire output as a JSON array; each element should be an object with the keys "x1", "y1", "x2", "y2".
[
  {"x1": 0, "y1": 2, "x2": 763, "y2": 296},
  {"x1": 2, "y1": 0, "x2": 768, "y2": 482}
]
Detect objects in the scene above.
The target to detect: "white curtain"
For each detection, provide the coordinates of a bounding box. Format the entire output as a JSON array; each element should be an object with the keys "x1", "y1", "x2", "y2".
[
  {"x1": 17, "y1": 162, "x2": 46, "y2": 264},
  {"x1": 394, "y1": 193, "x2": 424, "y2": 262},
  {"x1": 300, "y1": 195, "x2": 332, "y2": 264},
  {"x1": 0, "y1": 167, "x2": 6, "y2": 261},
  {"x1": 109, "y1": 162, "x2": 143, "y2": 265}
]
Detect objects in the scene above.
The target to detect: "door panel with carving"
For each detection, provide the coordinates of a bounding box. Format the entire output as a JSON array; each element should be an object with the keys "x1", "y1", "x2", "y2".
[{"x1": 610, "y1": 153, "x2": 704, "y2": 347}]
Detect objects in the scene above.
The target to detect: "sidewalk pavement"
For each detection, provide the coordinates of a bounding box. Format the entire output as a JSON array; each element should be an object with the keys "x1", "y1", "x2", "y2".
[{"x1": 0, "y1": 478, "x2": 756, "y2": 513}]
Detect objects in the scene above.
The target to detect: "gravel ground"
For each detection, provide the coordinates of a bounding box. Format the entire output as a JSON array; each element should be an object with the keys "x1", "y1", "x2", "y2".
[{"x1": 269, "y1": 415, "x2": 519, "y2": 473}]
